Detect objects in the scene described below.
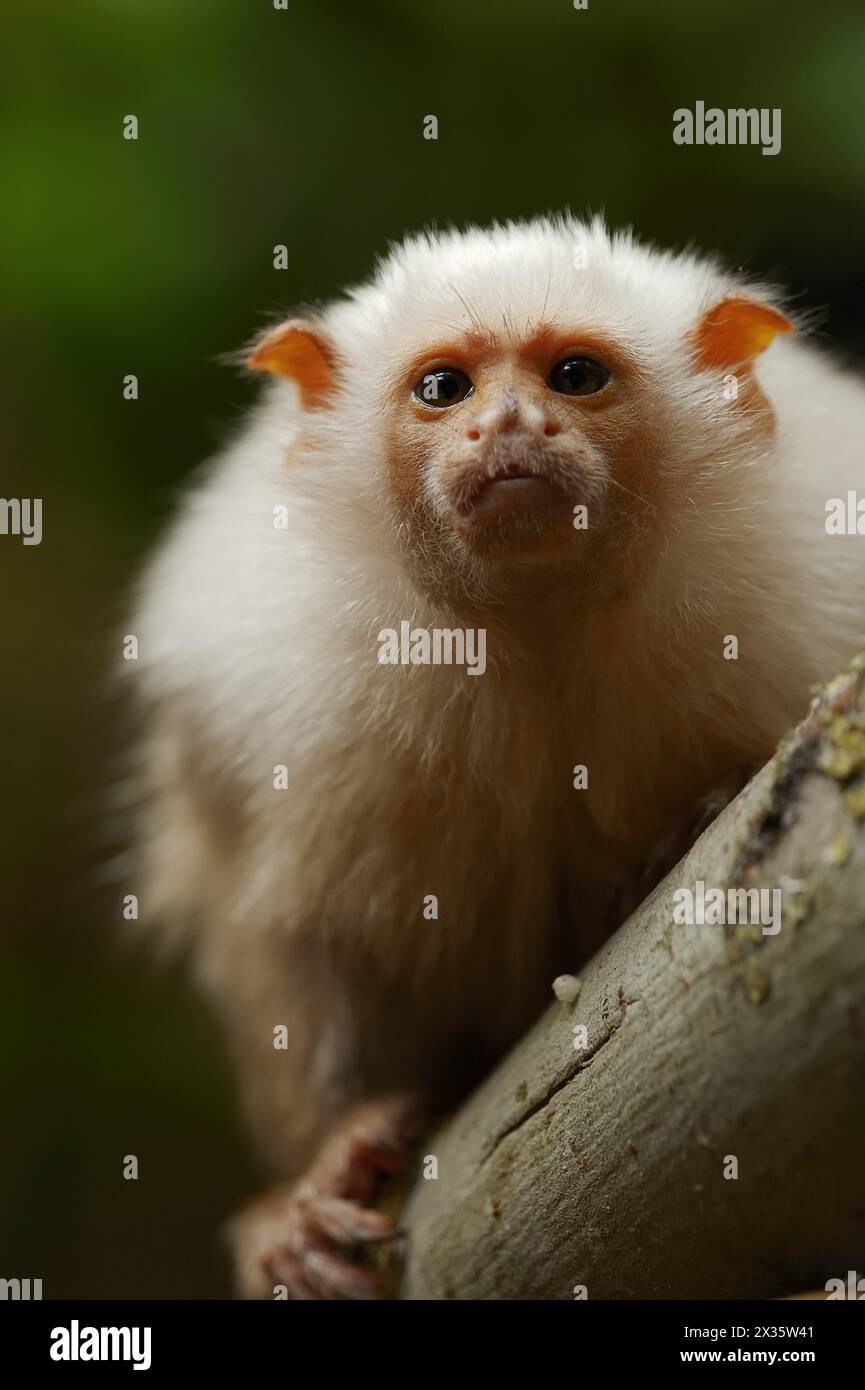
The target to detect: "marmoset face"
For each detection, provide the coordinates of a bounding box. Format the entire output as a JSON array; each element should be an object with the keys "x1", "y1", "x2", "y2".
[
  {"x1": 390, "y1": 323, "x2": 652, "y2": 563},
  {"x1": 247, "y1": 219, "x2": 792, "y2": 591}
]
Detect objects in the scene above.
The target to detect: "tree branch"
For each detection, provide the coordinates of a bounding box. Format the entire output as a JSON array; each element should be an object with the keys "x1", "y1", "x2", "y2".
[{"x1": 397, "y1": 657, "x2": 865, "y2": 1299}]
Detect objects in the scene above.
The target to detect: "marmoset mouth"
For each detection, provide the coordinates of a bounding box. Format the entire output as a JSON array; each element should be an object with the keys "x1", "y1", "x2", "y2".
[
  {"x1": 450, "y1": 439, "x2": 583, "y2": 523},
  {"x1": 465, "y1": 469, "x2": 558, "y2": 515}
]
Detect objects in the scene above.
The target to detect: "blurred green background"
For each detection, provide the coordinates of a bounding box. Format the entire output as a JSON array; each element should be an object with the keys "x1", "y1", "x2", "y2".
[{"x1": 1, "y1": 0, "x2": 864, "y2": 1298}]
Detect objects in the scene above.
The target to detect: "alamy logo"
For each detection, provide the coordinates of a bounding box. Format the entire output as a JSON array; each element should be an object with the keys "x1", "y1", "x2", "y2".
[
  {"x1": 825, "y1": 492, "x2": 865, "y2": 534},
  {"x1": 672, "y1": 880, "x2": 782, "y2": 936},
  {"x1": 825, "y1": 1270, "x2": 865, "y2": 1299},
  {"x1": 50, "y1": 1320, "x2": 152, "y2": 1371},
  {"x1": 673, "y1": 103, "x2": 781, "y2": 157},
  {"x1": 377, "y1": 621, "x2": 486, "y2": 675},
  {"x1": 0, "y1": 1276, "x2": 42, "y2": 1299},
  {"x1": 0, "y1": 497, "x2": 42, "y2": 545}
]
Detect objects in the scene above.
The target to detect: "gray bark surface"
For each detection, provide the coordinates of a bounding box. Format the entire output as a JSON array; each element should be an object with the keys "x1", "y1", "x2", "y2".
[{"x1": 398, "y1": 658, "x2": 865, "y2": 1299}]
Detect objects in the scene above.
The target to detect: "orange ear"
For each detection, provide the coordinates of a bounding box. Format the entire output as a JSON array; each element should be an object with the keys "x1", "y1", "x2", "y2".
[
  {"x1": 247, "y1": 319, "x2": 336, "y2": 407},
  {"x1": 693, "y1": 296, "x2": 794, "y2": 372}
]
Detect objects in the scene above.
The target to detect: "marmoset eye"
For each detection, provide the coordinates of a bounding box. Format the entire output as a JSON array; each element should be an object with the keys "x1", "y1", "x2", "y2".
[
  {"x1": 413, "y1": 368, "x2": 474, "y2": 407},
  {"x1": 548, "y1": 357, "x2": 611, "y2": 397}
]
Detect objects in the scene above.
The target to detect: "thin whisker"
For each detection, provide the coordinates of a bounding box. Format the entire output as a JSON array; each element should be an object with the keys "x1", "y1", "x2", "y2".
[{"x1": 604, "y1": 474, "x2": 656, "y2": 511}]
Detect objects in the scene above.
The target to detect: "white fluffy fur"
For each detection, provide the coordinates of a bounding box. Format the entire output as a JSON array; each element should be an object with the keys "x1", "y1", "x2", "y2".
[{"x1": 128, "y1": 216, "x2": 865, "y2": 1170}]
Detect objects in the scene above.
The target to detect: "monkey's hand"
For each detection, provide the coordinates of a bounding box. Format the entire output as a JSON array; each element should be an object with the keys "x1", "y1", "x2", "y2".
[{"x1": 228, "y1": 1096, "x2": 417, "y2": 1299}]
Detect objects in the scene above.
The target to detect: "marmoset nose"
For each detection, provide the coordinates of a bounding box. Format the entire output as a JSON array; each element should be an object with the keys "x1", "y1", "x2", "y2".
[{"x1": 466, "y1": 391, "x2": 560, "y2": 442}]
